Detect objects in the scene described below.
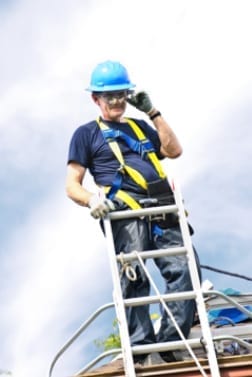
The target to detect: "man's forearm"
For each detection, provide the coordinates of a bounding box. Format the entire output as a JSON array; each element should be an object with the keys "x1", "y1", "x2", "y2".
[
  {"x1": 66, "y1": 182, "x2": 92, "y2": 207},
  {"x1": 149, "y1": 110, "x2": 182, "y2": 158}
]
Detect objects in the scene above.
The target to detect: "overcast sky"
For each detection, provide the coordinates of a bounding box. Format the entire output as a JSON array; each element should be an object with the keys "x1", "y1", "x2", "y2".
[{"x1": 1, "y1": 1, "x2": 252, "y2": 376}]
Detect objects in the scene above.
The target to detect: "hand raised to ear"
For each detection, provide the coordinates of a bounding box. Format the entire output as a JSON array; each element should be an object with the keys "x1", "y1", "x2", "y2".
[{"x1": 127, "y1": 91, "x2": 154, "y2": 114}]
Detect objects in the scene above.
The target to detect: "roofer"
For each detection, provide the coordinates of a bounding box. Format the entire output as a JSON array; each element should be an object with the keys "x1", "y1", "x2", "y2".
[{"x1": 66, "y1": 60, "x2": 201, "y2": 365}]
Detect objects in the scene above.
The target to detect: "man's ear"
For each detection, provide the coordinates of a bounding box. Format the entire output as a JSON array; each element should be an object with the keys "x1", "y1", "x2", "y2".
[{"x1": 91, "y1": 93, "x2": 99, "y2": 105}]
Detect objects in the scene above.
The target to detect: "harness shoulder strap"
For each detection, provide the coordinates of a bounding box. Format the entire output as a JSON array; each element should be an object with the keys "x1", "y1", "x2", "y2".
[{"x1": 125, "y1": 118, "x2": 166, "y2": 179}]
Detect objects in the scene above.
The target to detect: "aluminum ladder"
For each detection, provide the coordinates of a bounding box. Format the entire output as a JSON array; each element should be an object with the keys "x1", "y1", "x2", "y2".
[{"x1": 103, "y1": 179, "x2": 221, "y2": 377}]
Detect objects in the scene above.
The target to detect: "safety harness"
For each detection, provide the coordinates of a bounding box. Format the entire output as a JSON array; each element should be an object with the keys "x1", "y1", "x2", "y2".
[
  {"x1": 97, "y1": 117, "x2": 192, "y2": 238},
  {"x1": 97, "y1": 116, "x2": 168, "y2": 209}
]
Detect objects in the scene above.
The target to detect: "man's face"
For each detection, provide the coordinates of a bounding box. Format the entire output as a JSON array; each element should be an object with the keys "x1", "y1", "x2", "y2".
[{"x1": 92, "y1": 90, "x2": 132, "y2": 121}]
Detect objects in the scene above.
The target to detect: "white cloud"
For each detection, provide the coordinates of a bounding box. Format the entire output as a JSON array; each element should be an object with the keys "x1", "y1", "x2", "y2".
[{"x1": 1, "y1": 190, "x2": 112, "y2": 377}]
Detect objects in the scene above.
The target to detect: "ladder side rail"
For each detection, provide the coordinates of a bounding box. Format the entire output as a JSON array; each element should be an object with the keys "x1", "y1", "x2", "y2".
[
  {"x1": 48, "y1": 302, "x2": 115, "y2": 377},
  {"x1": 74, "y1": 349, "x2": 122, "y2": 377},
  {"x1": 173, "y1": 179, "x2": 221, "y2": 377},
  {"x1": 103, "y1": 216, "x2": 136, "y2": 377}
]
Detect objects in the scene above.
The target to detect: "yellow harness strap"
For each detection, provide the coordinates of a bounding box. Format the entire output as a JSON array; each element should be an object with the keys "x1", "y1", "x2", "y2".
[
  {"x1": 125, "y1": 117, "x2": 166, "y2": 180},
  {"x1": 104, "y1": 187, "x2": 141, "y2": 210}
]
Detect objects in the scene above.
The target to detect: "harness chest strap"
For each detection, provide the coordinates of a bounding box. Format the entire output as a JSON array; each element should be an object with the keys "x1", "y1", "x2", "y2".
[
  {"x1": 97, "y1": 117, "x2": 167, "y2": 210},
  {"x1": 98, "y1": 118, "x2": 147, "y2": 190}
]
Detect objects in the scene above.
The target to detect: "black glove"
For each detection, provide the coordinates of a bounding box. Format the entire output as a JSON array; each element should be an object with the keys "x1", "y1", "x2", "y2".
[{"x1": 127, "y1": 91, "x2": 154, "y2": 113}]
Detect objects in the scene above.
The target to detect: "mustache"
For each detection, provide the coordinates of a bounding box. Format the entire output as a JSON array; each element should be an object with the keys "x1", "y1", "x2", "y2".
[{"x1": 108, "y1": 97, "x2": 127, "y2": 106}]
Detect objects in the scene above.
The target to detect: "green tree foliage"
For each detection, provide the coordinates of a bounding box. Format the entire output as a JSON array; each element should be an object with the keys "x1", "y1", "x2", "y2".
[
  {"x1": 95, "y1": 313, "x2": 160, "y2": 351},
  {"x1": 94, "y1": 318, "x2": 121, "y2": 351}
]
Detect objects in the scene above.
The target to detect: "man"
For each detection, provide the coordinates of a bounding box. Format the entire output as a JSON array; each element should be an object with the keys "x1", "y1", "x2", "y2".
[{"x1": 66, "y1": 60, "x2": 201, "y2": 365}]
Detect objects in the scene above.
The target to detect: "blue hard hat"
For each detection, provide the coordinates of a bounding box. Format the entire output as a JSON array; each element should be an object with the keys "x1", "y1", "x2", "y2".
[{"x1": 86, "y1": 60, "x2": 136, "y2": 92}]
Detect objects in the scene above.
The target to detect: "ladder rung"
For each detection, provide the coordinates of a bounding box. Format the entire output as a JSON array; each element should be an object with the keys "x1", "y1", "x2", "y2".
[
  {"x1": 108, "y1": 204, "x2": 178, "y2": 220},
  {"x1": 124, "y1": 290, "x2": 197, "y2": 307},
  {"x1": 131, "y1": 336, "x2": 252, "y2": 357},
  {"x1": 131, "y1": 338, "x2": 204, "y2": 355},
  {"x1": 116, "y1": 246, "x2": 187, "y2": 262}
]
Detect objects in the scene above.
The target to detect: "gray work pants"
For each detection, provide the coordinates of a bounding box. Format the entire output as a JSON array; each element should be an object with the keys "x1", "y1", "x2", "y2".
[{"x1": 111, "y1": 216, "x2": 201, "y2": 347}]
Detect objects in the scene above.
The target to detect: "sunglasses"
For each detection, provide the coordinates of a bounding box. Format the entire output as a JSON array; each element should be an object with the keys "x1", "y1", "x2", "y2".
[{"x1": 96, "y1": 90, "x2": 134, "y2": 105}]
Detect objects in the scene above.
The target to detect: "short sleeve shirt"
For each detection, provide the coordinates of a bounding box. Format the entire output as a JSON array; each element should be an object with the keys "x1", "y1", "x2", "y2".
[{"x1": 67, "y1": 118, "x2": 163, "y2": 193}]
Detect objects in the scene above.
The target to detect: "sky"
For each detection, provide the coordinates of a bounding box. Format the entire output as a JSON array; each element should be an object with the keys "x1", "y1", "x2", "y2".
[{"x1": 0, "y1": 0, "x2": 252, "y2": 376}]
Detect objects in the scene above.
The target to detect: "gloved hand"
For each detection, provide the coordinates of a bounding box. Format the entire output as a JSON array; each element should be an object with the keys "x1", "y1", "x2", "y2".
[
  {"x1": 127, "y1": 91, "x2": 154, "y2": 114},
  {"x1": 88, "y1": 194, "x2": 115, "y2": 219}
]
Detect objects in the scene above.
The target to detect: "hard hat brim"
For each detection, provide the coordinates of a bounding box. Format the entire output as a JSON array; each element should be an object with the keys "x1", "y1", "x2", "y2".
[{"x1": 86, "y1": 82, "x2": 136, "y2": 92}]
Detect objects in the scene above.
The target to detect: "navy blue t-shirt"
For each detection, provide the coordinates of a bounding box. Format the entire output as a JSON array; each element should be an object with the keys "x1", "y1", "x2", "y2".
[{"x1": 67, "y1": 118, "x2": 164, "y2": 194}]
